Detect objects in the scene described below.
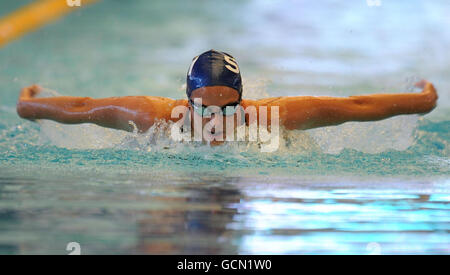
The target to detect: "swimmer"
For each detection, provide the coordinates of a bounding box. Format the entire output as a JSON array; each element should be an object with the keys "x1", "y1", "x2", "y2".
[{"x1": 17, "y1": 49, "x2": 438, "y2": 146}]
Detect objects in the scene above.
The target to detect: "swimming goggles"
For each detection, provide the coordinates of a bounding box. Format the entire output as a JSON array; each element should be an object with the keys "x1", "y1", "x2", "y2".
[{"x1": 189, "y1": 99, "x2": 241, "y2": 117}]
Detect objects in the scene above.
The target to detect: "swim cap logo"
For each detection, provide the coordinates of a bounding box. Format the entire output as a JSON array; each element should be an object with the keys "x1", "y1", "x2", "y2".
[
  {"x1": 187, "y1": 56, "x2": 199, "y2": 76},
  {"x1": 224, "y1": 55, "x2": 239, "y2": 74}
]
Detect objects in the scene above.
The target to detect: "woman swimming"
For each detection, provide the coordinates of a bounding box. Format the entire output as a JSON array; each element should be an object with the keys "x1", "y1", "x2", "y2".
[{"x1": 17, "y1": 49, "x2": 438, "y2": 146}]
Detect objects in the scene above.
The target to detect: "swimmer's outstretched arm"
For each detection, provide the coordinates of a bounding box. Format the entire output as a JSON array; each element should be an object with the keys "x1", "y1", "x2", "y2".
[
  {"x1": 253, "y1": 80, "x2": 438, "y2": 130},
  {"x1": 17, "y1": 85, "x2": 186, "y2": 133}
]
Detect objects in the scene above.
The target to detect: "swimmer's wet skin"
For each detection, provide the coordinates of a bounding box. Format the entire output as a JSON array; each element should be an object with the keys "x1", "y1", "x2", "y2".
[{"x1": 16, "y1": 50, "x2": 438, "y2": 146}]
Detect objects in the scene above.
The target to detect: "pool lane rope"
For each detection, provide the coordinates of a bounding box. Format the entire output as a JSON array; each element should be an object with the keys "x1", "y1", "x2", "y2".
[{"x1": 0, "y1": 0, "x2": 100, "y2": 48}]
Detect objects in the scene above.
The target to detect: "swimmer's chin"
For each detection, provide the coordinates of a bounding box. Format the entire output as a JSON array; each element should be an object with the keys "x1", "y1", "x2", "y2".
[
  {"x1": 208, "y1": 140, "x2": 226, "y2": 146},
  {"x1": 200, "y1": 132, "x2": 227, "y2": 146},
  {"x1": 199, "y1": 137, "x2": 226, "y2": 146}
]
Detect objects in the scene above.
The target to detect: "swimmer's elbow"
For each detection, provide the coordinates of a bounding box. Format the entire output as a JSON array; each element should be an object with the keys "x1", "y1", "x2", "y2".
[
  {"x1": 70, "y1": 97, "x2": 93, "y2": 110},
  {"x1": 349, "y1": 96, "x2": 372, "y2": 106},
  {"x1": 316, "y1": 97, "x2": 383, "y2": 124}
]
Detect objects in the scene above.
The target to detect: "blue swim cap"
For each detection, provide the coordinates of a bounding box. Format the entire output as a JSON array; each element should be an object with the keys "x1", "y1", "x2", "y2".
[{"x1": 186, "y1": 50, "x2": 242, "y2": 101}]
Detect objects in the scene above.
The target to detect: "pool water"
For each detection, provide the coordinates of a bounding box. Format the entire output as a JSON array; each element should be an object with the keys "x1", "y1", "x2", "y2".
[{"x1": 0, "y1": 0, "x2": 449, "y2": 254}]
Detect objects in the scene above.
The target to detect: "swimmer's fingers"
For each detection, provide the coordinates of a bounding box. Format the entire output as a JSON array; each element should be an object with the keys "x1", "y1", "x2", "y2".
[
  {"x1": 19, "y1": 85, "x2": 42, "y2": 100},
  {"x1": 414, "y1": 79, "x2": 428, "y2": 89},
  {"x1": 414, "y1": 79, "x2": 436, "y2": 95},
  {"x1": 415, "y1": 80, "x2": 438, "y2": 112},
  {"x1": 420, "y1": 81, "x2": 437, "y2": 97},
  {"x1": 414, "y1": 80, "x2": 437, "y2": 96}
]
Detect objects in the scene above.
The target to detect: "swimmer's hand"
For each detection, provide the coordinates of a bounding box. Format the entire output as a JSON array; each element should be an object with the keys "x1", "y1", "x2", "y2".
[
  {"x1": 415, "y1": 80, "x2": 438, "y2": 113},
  {"x1": 19, "y1": 84, "x2": 42, "y2": 100},
  {"x1": 17, "y1": 85, "x2": 43, "y2": 121}
]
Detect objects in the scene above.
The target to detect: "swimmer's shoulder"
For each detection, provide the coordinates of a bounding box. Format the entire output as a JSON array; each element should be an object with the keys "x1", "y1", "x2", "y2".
[
  {"x1": 141, "y1": 96, "x2": 188, "y2": 106},
  {"x1": 140, "y1": 96, "x2": 188, "y2": 121},
  {"x1": 241, "y1": 97, "x2": 284, "y2": 108}
]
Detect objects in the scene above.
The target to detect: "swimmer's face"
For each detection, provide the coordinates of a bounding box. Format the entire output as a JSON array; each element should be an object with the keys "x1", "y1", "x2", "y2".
[{"x1": 189, "y1": 86, "x2": 242, "y2": 145}]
